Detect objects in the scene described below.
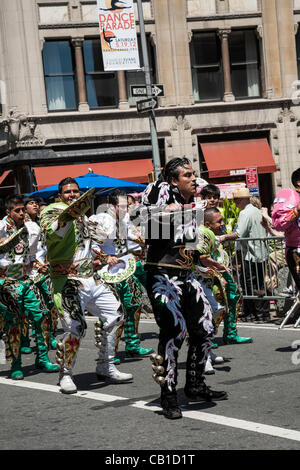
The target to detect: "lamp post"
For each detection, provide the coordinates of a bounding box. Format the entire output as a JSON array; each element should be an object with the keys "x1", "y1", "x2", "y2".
[{"x1": 136, "y1": 0, "x2": 161, "y2": 180}]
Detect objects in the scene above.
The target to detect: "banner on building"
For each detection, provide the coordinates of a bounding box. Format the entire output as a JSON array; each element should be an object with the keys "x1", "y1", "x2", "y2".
[{"x1": 97, "y1": 0, "x2": 140, "y2": 71}]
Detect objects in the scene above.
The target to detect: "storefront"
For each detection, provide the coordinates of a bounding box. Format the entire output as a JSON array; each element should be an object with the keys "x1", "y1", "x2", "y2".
[{"x1": 198, "y1": 134, "x2": 277, "y2": 207}]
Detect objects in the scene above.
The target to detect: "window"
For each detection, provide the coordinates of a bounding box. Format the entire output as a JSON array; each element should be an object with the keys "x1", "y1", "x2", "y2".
[
  {"x1": 126, "y1": 35, "x2": 157, "y2": 107},
  {"x1": 43, "y1": 41, "x2": 77, "y2": 111},
  {"x1": 229, "y1": 30, "x2": 261, "y2": 99},
  {"x1": 83, "y1": 39, "x2": 118, "y2": 108},
  {"x1": 190, "y1": 29, "x2": 261, "y2": 102},
  {"x1": 190, "y1": 32, "x2": 223, "y2": 102},
  {"x1": 42, "y1": 36, "x2": 156, "y2": 111}
]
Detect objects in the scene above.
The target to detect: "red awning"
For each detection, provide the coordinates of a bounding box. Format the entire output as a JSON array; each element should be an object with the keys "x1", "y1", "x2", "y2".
[
  {"x1": 34, "y1": 159, "x2": 154, "y2": 189},
  {"x1": 200, "y1": 138, "x2": 276, "y2": 178}
]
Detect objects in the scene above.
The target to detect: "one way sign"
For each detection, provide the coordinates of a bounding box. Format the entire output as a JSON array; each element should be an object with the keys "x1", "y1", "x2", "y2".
[
  {"x1": 131, "y1": 84, "x2": 164, "y2": 97},
  {"x1": 136, "y1": 97, "x2": 158, "y2": 113}
]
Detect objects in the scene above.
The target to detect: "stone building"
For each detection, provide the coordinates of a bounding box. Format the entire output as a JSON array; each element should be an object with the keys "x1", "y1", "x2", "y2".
[{"x1": 0, "y1": 0, "x2": 299, "y2": 206}]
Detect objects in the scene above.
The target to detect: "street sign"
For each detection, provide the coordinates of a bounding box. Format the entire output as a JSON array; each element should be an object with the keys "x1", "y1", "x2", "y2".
[
  {"x1": 131, "y1": 84, "x2": 164, "y2": 97},
  {"x1": 246, "y1": 167, "x2": 259, "y2": 196},
  {"x1": 136, "y1": 97, "x2": 158, "y2": 113}
]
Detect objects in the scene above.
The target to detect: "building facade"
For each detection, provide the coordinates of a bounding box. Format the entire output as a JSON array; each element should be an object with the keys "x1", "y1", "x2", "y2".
[{"x1": 0, "y1": 0, "x2": 299, "y2": 204}]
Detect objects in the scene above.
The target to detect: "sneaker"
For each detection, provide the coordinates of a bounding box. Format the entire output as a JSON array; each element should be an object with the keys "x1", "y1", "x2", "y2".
[
  {"x1": 96, "y1": 363, "x2": 133, "y2": 383},
  {"x1": 184, "y1": 382, "x2": 228, "y2": 402},
  {"x1": 210, "y1": 351, "x2": 224, "y2": 364}
]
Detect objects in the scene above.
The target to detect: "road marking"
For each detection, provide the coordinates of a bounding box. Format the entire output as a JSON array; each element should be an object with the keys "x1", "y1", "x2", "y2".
[
  {"x1": 133, "y1": 401, "x2": 300, "y2": 442},
  {"x1": 1, "y1": 377, "x2": 300, "y2": 443},
  {"x1": 0, "y1": 377, "x2": 127, "y2": 402},
  {"x1": 85, "y1": 316, "x2": 300, "y2": 332}
]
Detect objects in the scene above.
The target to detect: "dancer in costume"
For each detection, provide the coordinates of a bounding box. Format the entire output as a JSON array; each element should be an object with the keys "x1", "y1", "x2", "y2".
[
  {"x1": 22, "y1": 196, "x2": 58, "y2": 353},
  {"x1": 89, "y1": 190, "x2": 153, "y2": 361},
  {"x1": 40, "y1": 178, "x2": 132, "y2": 394},
  {"x1": 200, "y1": 184, "x2": 252, "y2": 344},
  {"x1": 0, "y1": 195, "x2": 59, "y2": 380},
  {"x1": 195, "y1": 224, "x2": 228, "y2": 374},
  {"x1": 141, "y1": 157, "x2": 228, "y2": 420}
]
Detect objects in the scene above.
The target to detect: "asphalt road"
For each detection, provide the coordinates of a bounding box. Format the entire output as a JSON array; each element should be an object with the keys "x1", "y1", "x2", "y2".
[{"x1": 1, "y1": 316, "x2": 300, "y2": 456}]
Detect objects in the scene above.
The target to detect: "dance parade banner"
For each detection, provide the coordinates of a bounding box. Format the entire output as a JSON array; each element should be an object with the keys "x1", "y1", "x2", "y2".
[{"x1": 96, "y1": 0, "x2": 140, "y2": 71}]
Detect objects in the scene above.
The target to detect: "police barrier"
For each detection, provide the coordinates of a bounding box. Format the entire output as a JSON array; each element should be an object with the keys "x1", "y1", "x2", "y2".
[{"x1": 224, "y1": 236, "x2": 300, "y2": 328}]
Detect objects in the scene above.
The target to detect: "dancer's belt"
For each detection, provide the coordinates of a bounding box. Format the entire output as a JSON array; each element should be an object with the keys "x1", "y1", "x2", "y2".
[{"x1": 50, "y1": 258, "x2": 93, "y2": 279}]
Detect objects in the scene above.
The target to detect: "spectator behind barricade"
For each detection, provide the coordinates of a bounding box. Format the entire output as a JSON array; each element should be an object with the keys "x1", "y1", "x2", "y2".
[
  {"x1": 232, "y1": 188, "x2": 270, "y2": 323},
  {"x1": 250, "y1": 196, "x2": 262, "y2": 210},
  {"x1": 272, "y1": 168, "x2": 300, "y2": 297},
  {"x1": 260, "y1": 205, "x2": 287, "y2": 296},
  {"x1": 200, "y1": 184, "x2": 220, "y2": 209}
]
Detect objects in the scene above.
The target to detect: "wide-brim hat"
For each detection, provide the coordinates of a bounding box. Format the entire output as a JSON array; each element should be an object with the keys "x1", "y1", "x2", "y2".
[
  {"x1": 98, "y1": 254, "x2": 136, "y2": 284},
  {"x1": 233, "y1": 188, "x2": 250, "y2": 199}
]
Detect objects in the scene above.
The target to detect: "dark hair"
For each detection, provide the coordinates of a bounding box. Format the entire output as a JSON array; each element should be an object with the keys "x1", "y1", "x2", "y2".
[
  {"x1": 291, "y1": 168, "x2": 300, "y2": 188},
  {"x1": 38, "y1": 198, "x2": 47, "y2": 207},
  {"x1": 108, "y1": 189, "x2": 128, "y2": 207},
  {"x1": 127, "y1": 195, "x2": 135, "y2": 204},
  {"x1": 204, "y1": 207, "x2": 221, "y2": 224},
  {"x1": 159, "y1": 157, "x2": 192, "y2": 184},
  {"x1": 5, "y1": 194, "x2": 24, "y2": 211},
  {"x1": 58, "y1": 177, "x2": 79, "y2": 194},
  {"x1": 23, "y1": 196, "x2": 39, "y2": 207},
  {"x1": 201, "y1": 184, "x2": 220, "y2": 200}
]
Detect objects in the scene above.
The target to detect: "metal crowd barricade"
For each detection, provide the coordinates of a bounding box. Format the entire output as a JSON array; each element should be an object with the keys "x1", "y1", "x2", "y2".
[{"x1": 224, "y1": 236, "x2": 300, "y2": 328}]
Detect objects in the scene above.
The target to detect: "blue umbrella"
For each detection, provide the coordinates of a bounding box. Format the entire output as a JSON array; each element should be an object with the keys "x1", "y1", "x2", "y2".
[{"x1": 26, "y1": 172, "x2": 147, "y2": 198}]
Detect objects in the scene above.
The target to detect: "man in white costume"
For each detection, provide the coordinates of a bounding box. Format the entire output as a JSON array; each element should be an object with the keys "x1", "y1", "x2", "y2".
[{"x1": 40, "y1": 177, "x2": 132, "y2": 394}]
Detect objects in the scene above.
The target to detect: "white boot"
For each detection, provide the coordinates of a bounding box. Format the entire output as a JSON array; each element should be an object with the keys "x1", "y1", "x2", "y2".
[
  {"x1": 59, "y1": 370, "x2": 77, "y2": 394},
  {"x1": 204, "y1": 355, "x2": 215, "y2": 375},
  {"x1": 210, "y1": 351, "x2": 224, "y2": 365},
  {"x1": 96, "y1": 322, "x2": 133, "y2": 383},
  {"x1": 96, "y1": 362, "x2": 133, "y2": 383}
]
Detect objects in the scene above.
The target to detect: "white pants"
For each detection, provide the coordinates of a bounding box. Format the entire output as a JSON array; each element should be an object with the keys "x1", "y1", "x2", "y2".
[{"x1": 60, "y1": 276, "x2": 122, "y2": 337}]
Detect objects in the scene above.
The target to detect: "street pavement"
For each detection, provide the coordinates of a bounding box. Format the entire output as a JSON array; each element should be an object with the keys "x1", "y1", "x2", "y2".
[{"x1": 1, "y1": 315, "x2": 300, "y2": 454}]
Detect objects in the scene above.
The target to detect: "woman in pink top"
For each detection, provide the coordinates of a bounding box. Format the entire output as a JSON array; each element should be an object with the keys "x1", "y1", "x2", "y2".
[{"x1": 272, "y1": 168, "x2": 300, "y2": 291}]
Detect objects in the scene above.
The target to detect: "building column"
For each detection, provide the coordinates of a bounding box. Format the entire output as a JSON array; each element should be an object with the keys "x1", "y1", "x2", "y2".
[
  {"x1": 261, "y1": 0, "x2": 282, "y2": 98},
  {"x1": 117, "y1": 71, "x2": 129, "y2": 109},
  {"x1": 218, "y1": 29, "x2": 235, "y2": 102},
  {"x1": 275, "y1": 0, "x2": 298, "y2": 98},
  {"x1": 72, "y1": 38, "x2": 89, "y2": 112},
  {"x1": 153, "y1": 0, "x2": 193, "y2": 106},
  {"x1": 0, "y1": 0, "x2": 48, "y2": 117}
]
